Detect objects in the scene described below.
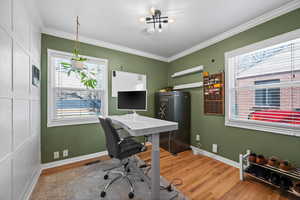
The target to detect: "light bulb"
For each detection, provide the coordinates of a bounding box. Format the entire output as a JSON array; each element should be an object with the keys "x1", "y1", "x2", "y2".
[
  {"x1": 158, "y1": 24, "x2": 162, "y2": 32},
  {"x1": 169, "y1": 18, "x2": 175, "y2": 23},
  {"x1": 150, "y1": 7, "x2": 155, "y2": 15},
  {"x1": 139, "y1": 17, "x2": 146, "y2": 22}
]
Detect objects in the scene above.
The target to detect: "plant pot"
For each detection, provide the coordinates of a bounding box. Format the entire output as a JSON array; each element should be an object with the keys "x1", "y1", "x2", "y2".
[{"x1": 71, "y1": 60, "x2": 84, "y2": 69}]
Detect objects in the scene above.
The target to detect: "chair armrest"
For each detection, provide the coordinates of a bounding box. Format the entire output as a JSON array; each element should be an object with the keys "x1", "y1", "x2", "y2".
[{"x1": 118, "y1": 136, "x2": 134, "y2": 144}]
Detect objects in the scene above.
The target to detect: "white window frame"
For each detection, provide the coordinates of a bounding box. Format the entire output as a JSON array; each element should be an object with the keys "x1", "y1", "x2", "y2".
[
  {"x1": 225, "y1": 28, "x2": 300, "y2": 137},
  {"x1": 47, "y1": 49, "x2": 108, "y2": 127}
]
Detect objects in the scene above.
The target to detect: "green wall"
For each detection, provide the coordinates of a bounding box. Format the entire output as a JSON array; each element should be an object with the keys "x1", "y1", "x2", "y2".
[
  {"x1": 41, "y1": 34, "x2": 169, "y2": 163},
  {"x1": 168, "y1": 9, "x2": 300, "y2": 165},
  {"x1": 42, "y1": 9, "x2": 300, "y2": 165}
]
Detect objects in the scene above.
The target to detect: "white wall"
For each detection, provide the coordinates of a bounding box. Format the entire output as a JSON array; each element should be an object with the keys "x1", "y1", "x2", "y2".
[{"x1": 0, "y1": 0, "x2": 42, "y2": 199}]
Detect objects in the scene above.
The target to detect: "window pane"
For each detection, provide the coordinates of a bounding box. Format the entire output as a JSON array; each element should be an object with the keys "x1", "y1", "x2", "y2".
[
  {"x1": 254, "y1": 79, "x2": 280, "y2": 107},
  {"x1": 268, "y1": 88, "x2": 280, "y2": 107},
  {"x1": 230, "y1": 38, "x2": 300, "y2": 127},
  {"x1": 54, "y1": 57, "x2": 85, "y2": 88},
  {"x1": 55, "y1": 88, "x2": 102, "y2": 118},
  {"x1": 236, "y1": 43, "x2": 293, "y2": 88},
  {"x1": 50, "y1": 52, "x2": 106, "y2": 121},
  {"x1": 255, "y1": 89, "x2": 266, "y2": 106}
]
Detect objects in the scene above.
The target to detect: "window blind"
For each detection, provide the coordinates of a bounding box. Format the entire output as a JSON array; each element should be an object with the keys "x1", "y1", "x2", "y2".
[
  {"x1": 52, "y1": 56, "x2": 105, "y2": 119},
  {"x1": 228, "y1": 38, "x2": 300, "y2": 129}
]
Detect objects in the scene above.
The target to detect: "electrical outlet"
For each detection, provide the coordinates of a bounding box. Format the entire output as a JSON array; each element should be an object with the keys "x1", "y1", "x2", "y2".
[
  {"x1": 63, "y1": 149, "x2": 68, "y2": 157},
  {"x1": 196, "y1": 134, "x2": 200, "y2": 141},
  {"x1": 212, "y1": 144, "x2": 218, "y2": 153},
  {"x1": 53, "y1": 151, "x2": 59, "y2": 159}
]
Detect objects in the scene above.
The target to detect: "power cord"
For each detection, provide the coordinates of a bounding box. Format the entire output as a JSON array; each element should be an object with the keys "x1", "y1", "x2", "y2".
[{"x1": 160, "y1": 178, "x2": 183, "y2": 192}]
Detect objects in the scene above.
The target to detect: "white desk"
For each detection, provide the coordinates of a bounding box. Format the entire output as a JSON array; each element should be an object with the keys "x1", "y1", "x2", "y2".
[{"x1": 108, "y1": 114, "x2": 178, "y2": 200}]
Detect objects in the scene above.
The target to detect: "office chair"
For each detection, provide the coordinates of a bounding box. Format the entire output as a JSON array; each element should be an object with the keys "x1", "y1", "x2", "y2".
[{"x1": 98, "y1": 116, "x2": 145, "y2": 199}]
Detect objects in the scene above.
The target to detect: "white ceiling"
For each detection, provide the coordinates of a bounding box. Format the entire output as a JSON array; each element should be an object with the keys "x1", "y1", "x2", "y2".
[{"x1": 38, "y1": 0, "x2": 295, "y2": 60}]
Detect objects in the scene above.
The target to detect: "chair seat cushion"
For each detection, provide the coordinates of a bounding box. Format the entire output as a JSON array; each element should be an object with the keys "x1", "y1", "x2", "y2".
[{"x1": 117, "y1": 138, "x2": 143, "y2": 160}]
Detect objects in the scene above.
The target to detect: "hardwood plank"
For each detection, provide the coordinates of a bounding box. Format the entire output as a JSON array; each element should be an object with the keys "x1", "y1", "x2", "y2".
[
  {"x1": 138, "y1": 147, "x2": 294, "y2": 200},
  {"x1": 41, "y1": 155, "x2": 110, "y2": 175},
  {"x1": 40, "y1": 147, "x2": 295, "y2": 200}
]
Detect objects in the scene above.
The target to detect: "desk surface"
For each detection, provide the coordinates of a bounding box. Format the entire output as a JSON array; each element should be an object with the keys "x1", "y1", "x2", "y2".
[{"x1": 108, "y1": 114, "x2": 178, "y2": 136}]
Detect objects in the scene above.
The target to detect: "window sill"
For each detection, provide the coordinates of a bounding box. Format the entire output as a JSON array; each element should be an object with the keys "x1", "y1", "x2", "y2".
[
  {"x1": 251, "y1": 106, "x2": 280, "y2": 110},
  {"x1": 225, "y1": 119, "x2": 300, "y2": 137},
  {"x1": 47, "y1": 117, "x2": 100, "y2": 127}
]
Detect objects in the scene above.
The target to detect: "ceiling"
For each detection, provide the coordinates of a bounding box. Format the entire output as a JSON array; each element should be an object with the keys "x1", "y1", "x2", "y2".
[{"x1": 37, "y1": 0, "x2": 295, "y2": 60}]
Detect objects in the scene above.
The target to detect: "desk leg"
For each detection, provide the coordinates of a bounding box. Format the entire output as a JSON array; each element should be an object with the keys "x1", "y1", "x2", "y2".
[{"x1": 151, "y1": 133, "x2": 160, "y2": 200}]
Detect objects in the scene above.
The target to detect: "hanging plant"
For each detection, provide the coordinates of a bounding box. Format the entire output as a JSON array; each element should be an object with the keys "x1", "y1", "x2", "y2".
[
  {"x1": 61, "y1": 63, "x2": 97, "y2": 89},
  {"x1": 61, "y1": 16, "x2": 97, "y2": 89}
]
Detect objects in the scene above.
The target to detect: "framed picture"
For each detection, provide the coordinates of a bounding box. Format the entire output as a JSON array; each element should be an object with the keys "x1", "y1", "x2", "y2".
[{"x1": 32, "y1": 65, "x2": 40, "y2": 87}]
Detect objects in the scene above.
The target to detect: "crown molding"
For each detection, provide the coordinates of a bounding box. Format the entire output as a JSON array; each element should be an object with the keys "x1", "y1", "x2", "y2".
[
  {"x1": 42, "y1": 1, "x2": 300, "y2": 63},
  {"x1": 167, "y1": 0, "x2": 300, "y2": 62},
  {"x1": 42, "y1": 27, "x2": 169, "y2": 62}
]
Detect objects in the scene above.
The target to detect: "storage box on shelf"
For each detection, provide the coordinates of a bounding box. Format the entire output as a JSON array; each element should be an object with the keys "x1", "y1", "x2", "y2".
[{"x1": 239, "y1": 150, "x2": 300, "y2": 197}]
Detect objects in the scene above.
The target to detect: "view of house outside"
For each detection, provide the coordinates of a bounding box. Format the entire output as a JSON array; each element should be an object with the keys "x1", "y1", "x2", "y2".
[{"x1": 232, "y1": 40, "x2": 300, "y2": 124}]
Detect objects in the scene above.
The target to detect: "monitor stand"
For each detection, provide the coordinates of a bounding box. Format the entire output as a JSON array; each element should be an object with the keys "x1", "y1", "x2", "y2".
[
  {"x1": 125, "y1": 111, "x2": 140, "y2": 121},
  {"x1": 132, "y1": 110, "x2": 139, "y2": 120}
]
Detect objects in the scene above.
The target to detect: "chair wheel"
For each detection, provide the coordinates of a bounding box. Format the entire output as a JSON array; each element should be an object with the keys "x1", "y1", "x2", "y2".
[
  {"x1": 140, "y1": 178, "x2": 144, "y2": 182},
  {"x1": 128, "y1": 192, "x2": 134, "y2": 199},
  {"x1": 104, "y1": 174, "x2": 109, "y2": 180},
  {"x1": 100, "y1": 191, "x2": 106, "y2": 198}
]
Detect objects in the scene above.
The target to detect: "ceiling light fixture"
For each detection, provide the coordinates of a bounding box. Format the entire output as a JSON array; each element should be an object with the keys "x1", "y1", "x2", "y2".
[{"x1": 140, "y1": 8, "x2": 174, "y2": 33}]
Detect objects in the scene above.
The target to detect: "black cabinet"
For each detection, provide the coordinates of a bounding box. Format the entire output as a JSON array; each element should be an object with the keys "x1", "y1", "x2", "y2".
[{"x1": 155, "y1": 91, "x2": 190, "y2": 154}]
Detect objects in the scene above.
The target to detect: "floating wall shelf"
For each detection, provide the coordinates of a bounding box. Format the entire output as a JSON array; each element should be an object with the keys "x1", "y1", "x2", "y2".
[
  {"x1": 171, "y1": 66, "x2": 203, "y2": 78},
  {"x1": 173, "y1": 82, "x2": 203, "y2": 90}
]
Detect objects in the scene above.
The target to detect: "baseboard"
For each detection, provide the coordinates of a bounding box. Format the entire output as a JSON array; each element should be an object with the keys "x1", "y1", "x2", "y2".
[
  {"x1": 24, "y1": 167, "x2": 42, "y2": 200},
  {"x1": 190, "y1": 146, "x2": 239, "y2": 168},
  {"x1": 42, "y1": 151, "x2": 108, "y2": 170}
]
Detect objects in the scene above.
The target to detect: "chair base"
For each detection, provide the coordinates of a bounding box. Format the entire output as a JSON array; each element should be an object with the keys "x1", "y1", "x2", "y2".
[{"x1": 100, "y1": 160, "x2": 138, "y2": 199}]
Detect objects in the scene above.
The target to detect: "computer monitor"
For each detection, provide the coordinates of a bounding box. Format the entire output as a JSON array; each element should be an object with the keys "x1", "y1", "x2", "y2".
[{"x1": 117, "y1": 90, "x2": 147, "y2": 111}]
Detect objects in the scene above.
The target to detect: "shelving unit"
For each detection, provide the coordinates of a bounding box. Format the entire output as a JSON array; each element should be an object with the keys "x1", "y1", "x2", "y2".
[
  {"x1": 171, "y1": 66, "x2": 203, "y2": 78},
  {"x1": 250, "y1": 162, "x2": 300, "y2": 180},
  {"x1": 239, "y1": 150, "x2": 300, "y2": 197},
  {"x1": 203, "y1": 72, "x2": 224, "y2": 115},
  {"x1": 173, "y1": 82, "x2": 203, "y2": 90}
]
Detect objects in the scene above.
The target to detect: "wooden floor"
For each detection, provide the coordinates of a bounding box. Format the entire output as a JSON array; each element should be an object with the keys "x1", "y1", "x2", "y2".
[
  {"x1": 40, "y1": 147, "x2": 297, "y2": 200},
  {"x1": 138, "y1": 147, "x2": 297, "y2": 200},
  {"x1": 41, "y1": 155, "x2": 111, "y2": 175}
]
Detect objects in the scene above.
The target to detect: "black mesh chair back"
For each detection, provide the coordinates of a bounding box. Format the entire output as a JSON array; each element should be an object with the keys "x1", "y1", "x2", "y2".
[{"x1": 99, "y1": 116, "x2": 121, "y2": 158}]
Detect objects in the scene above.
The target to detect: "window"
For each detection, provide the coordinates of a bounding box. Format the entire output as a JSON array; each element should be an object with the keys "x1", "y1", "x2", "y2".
[
  {"x1": 255, "y1": 79, "x2": 280, "y2": 107},
  {"x1": 225, "y1": 29, "x2": 300, "y2": 136},
  {"x1": 48, "y1": 49, "x2": 108, "y2": 127}
]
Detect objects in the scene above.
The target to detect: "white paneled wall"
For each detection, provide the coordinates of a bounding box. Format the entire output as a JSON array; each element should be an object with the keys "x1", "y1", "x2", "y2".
[
  {"x1": 0, "y1": 0, "x2": 12, "y2": 32},
  {"x1": 0, "y1": 28, "x2": 12, "y2": 97},
  {"x1": 0, "y1": 99, "x2": 12, "y2": 158},
  {"x1": 0, "y1": 0, "x2": 41, "y2": 199}
]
